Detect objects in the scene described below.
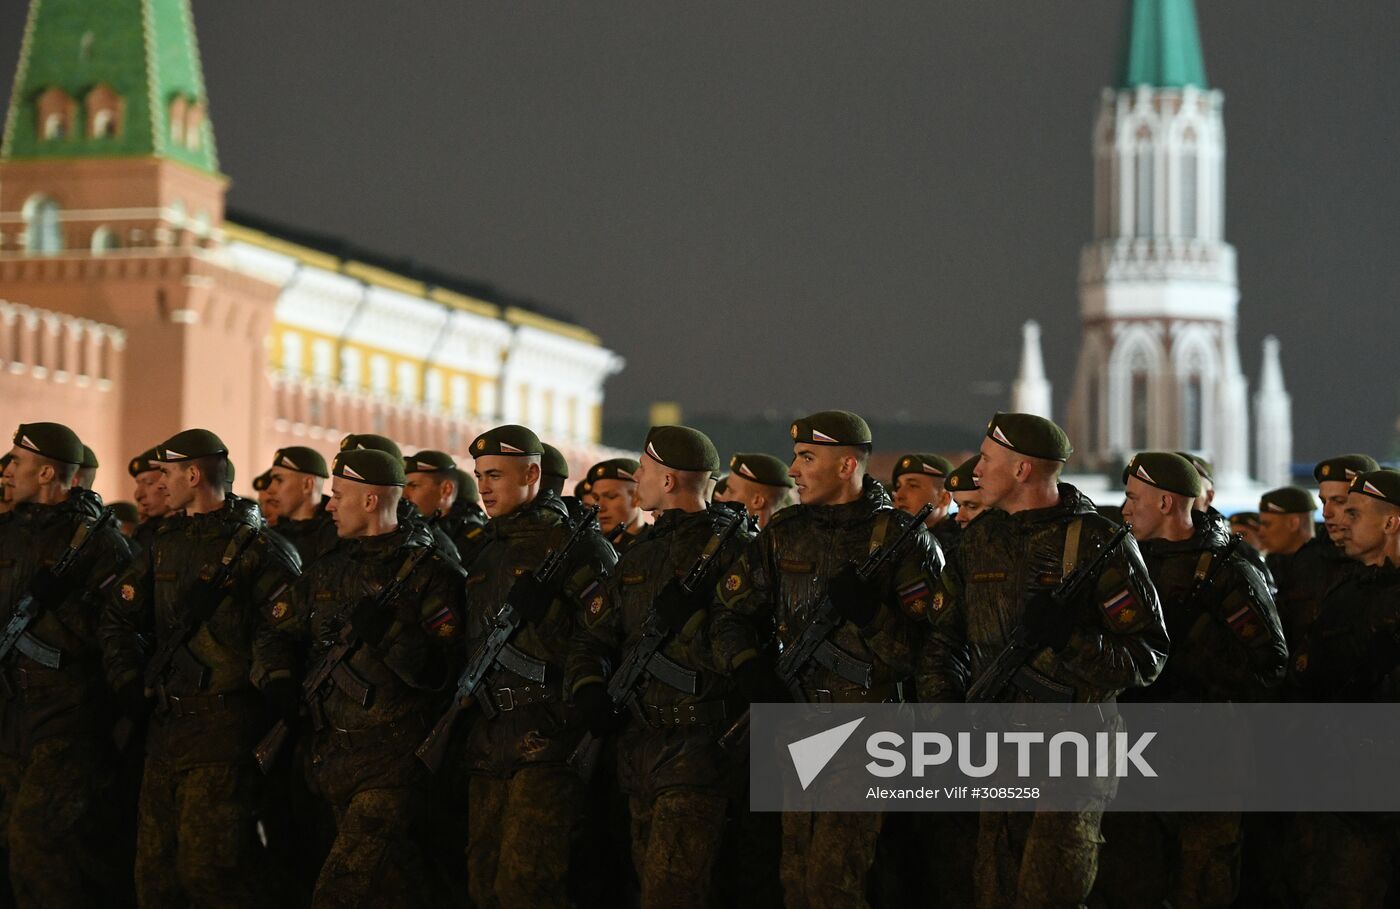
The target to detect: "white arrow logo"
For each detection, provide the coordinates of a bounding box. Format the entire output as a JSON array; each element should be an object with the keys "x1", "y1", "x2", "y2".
[{"x1": 788, "y1": 717, "x2": 865, "y2": 791}]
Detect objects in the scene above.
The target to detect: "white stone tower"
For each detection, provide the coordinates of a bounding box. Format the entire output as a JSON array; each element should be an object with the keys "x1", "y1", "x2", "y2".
[
  {"x1": 1012, "y1": 320, "x2": 1052, "y2": 418},
  {"x1": 1254, "y1": 336, "x2": 1293, "y2": 488},
  {"x1": 1065, "y1": 0, "x2": 1255, "y2": 486}
]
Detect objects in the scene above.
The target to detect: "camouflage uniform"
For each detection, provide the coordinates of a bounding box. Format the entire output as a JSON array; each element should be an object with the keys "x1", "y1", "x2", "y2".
[
  {"x1": 1269, "y1": 535, "x2": 1354, "y2": 653},
  {"x1": 0, "y1": 489, "x2": 133, "y2": 907},
  {"x1": 568, "y1": 506, "x2": 751, "y2": 908},
  {"x1": 131, "y1": 514, "x2": 166, "y2": 557},
  {"x1": 102, "y1": 495, "x2": 301, "y2": 908},
  {"x1": 452, "y1": 490, "x2": 616, "y2": 909},
  {"x1": 254, "y1": 521, "x2": 464, "y2": 907},
  {"x1": 438, "y1": 498, "x2": 489, "y2": 568},
  {"x1": 1096, "y1": 508, "x2": 1287, "y2": 908},
  {"x1": 273, "y1": 495, "x2": 340, "y2": 567},
  {"x1": 919, "y1": 483, "x2": 1167, "y2": 909},
  {"x1": 712, "y1": 476, "x2": 943, "y2": 909},
  {"x1": 608, "y1": 523, "x2": 650, "y2": 558}
]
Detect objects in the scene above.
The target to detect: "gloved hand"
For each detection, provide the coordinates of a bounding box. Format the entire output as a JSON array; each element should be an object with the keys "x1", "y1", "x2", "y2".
[
  {"x1": 573, "y1": 682, "x2": 627, "y2": 737},
  {"x1": 732, "y1": 659, "x2": 794, "y2": 705},
  {"x1": 28, "y1": 567, "x2": 74, "y2": 609},
  {"x1": 653, "y1": 578, "x2": 708, "y2": 634},
  {"x1": 505, "y1": 573, "x2": 555, "y2": 623},
  {"x1": 350, "y1": 596, "x2": 395, "y2": 647},
  {"x1": 261, "y1": 676, "x2": 301, "y2": 725},
  {"x1": 827, "y1": 564, "x2": 881, "y2": 628},
  {"x1": 1022, "y1": 589, "x2": 1076, "y2": 652}
]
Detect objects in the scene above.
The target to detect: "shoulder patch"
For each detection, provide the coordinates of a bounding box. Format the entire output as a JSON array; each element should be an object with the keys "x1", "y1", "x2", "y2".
[
  {"x1": 270, "y1": 601, "x2": 290, "y2": 621},
  {"x1": 723, "y1": 571, "x2": 746, "y2": 595},
  {"x1": 1100, "y1": 587, "x2": 1140, "y2": 629},
  {"x1": 1223, "y1": 598, "x2": 1265, "y2": 643},
  {"x1": 422, "y1": 607, "x2": 458, "y2": 638},
  {"x1": 897, "y1": 578, "x2": 932, "y2": 615},
  {"x1": 119, "y1": 583, "x2": 135, "y2": 602}
]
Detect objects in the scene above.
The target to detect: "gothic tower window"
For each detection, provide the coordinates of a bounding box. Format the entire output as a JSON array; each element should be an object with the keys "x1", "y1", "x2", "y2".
[
  {"x1": 1182, "y1": 374, "x2": 1203, "y2": 451},
  {"x1": 1180, "y1": 127, "x2": 1198, "y2": 239},
  {"x1": 90, "y1": 225, "x2": 119, "y2": 254},
  {"x1": 23, "y1": 195, "x2": 61, "y2": 253},
  {"x1": 168, "y1": 95, "x2": 187, "y2": 144},
  {"x1": 1131, "y1": 371, "x2": 1150, "y2": 449},
  {"x1": 85, "y1": 84, "x2": 123, "y2": 138},
  {"x1": 1135, "y1": 124, "x2": 1154, "y2": 238},
  {"x1": 184, "y1": 103, "x2": 204, "y2": 150},
  {"x1": 36, "y1": 87, "x2": 75, "y2": 140}
]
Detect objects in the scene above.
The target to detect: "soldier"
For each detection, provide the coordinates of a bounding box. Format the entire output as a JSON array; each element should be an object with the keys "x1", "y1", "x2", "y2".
[
  {"x1": 254, "y1": 448, "x2": 464, "y2": 906},
  {"x1": 1180, "y1": 452, "x2": 1273, "y2": 585},
  {"x1": 711, "y1": 475, "x2": 731, "y2": 503},
  {"x1": 541, "y1": 443, "x2": 571, "y2": 497},
  {"x1": 265, "y1": 446, "x2": 337, "y2": 567},
  {"x1": 589, "y1": 458, "x2": 649, "y2": 554},
  {"x1": 340, "y1": 434, "x2": 461, "y2": 564},
  {"x1": 1097, "y1": 452, "x2": 1286, "y2": 908},
  {"x1": 129, "y1": 447, "x2": 170, "y2": 554},
  {"x1": 440, "y1": 467, "x2": 490, "y2": 568},
  {"x1": 1315, "y1": 454, "x2": 1378, "y2": 549},
  {"x1": 711, "y1": 410, "x2": 943, "y2": 909},
  {"x1": 891, "y1": 452, "x2": 960, "y2": 553},
  {"x1": 725, "y1": 452, "x2": 796, "y2": 530},
  {"x1": 1257, "y1": 487, "x2": 1334, "y2": 646},
  {"x1": 0, "y1": 423, "x2": 135, "y2": 906},
  {"x1": 253, "y1": 469, "x2": 277, "y2": 526},
  {"x1": 111, "y1": 501, "x2": 140, "y2": 537},
  {"x1": 73, "y1": 444, "x2": 99, "y2": 491},
  {"x1": 1229, "y1": 511, "x2": 1265, "y2": 555},
  {"x1": 945, "y1": 455, "x2": 986, "y2": 529},
  {"x1": 568, "y1": 426, "x2": 749, "y2": 907},
  {"x1": 453, "y1": 424, "x2": 616, "y2": 909},
  {"x1": 574, "y1": 478, "x2": 597, "y2": 509},
  {"x1": 920, "y1": 413, "x2": 1167, "y2": 909},
  {"x1": 101, "y1": 428, "x2": 302, "y2": 908}
]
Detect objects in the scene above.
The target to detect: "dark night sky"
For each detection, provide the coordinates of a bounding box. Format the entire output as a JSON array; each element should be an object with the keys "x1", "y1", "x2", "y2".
[{"x1": 2, "y1": 2, "x2": 1397, "y2": 461}]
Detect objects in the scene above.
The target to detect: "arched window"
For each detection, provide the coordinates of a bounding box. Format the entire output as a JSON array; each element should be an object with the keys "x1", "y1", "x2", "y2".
[
  {"x1": 168, "y1": 96, "x2": 187, "y2": 144},
  {"x1": 43, "y1": 113, "x2": 65, "y2": 140},
  {"x1": 1135, "y1": 125, "x2": 1154, "y2": 238},
  {"x1": 1131, "y1": 370, "x2": 1150, "y2": 450},
  {"x1": 86, "y1": 84, "x2": 123, "y2": 138},
  {"x1": 1182, "y1": 374, "x2": 1203, "y2": 451},
  {"x1": 340, "y1": 347, "x2": 362, "y2": 388},
  {"x1": 1179, "y1": 127, "x2": 1198, "y2": 240},
  {"x1": 424, "y1": 368, "x2": 444, "y2": 407},
  {"x1": 23, "y1": 195, "x2": 62, "y2": 253},
  {"x1": 280, "y1": 330, "x2": 303, "y2": 374},
  {"x1": 91, "y1": 225, "x2": 119, "y2": 254},
  {"x1": 37, "y1": 87, "x2": 75, "y2": 141},
  {"x1": 369, "y1": 355, "x2": 390, "y2": 395},
  {"x1": 184, "y1": 103, "x2": 204, "y2": 150},
  {"x1": 312, "y1": 340, "x2": 334, "y2": 380}
]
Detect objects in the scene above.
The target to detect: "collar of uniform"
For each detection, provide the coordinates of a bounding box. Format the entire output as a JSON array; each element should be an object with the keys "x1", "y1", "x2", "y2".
[
  {"x1": 1140, "y1": 508, "x2": 1229, "y2": 556},
  {"x1": 649, "y1": 507, "x2": 712, "y2": 536},
  {"x1": 489, "y1": 489, "x2": 570, "y2": 534},
  {"x1": 801, "y1": 475, "x2": 891, "y2": 528},
  {"x1": 1006, "y1": 482, "x2": 1096, "y2": 528}
]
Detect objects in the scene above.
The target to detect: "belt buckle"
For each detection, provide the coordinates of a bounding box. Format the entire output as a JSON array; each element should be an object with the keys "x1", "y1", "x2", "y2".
[
  {"x1": 811, "y1": 688, "x2": 834, "y2": 714},
  {"x1": 496, "y1": 687, "x2": 516, "y2": 712}
]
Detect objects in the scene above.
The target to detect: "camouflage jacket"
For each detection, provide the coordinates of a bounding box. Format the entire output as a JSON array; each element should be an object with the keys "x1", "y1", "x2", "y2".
[
  {"x1": 254, "y1": 522, "x2": 464, "y2": 736},
  {"x1": 437, "y1": 499, "x2": 489, "y2": 568},
  {"x1": 274, "y1": 496, "x2": 340, "y2": 568},
  {"x1": 457, "y1": 490, "x2": 616, "y2": 776},
  {"x1": 712, "y1": 476, "x2": 943, "y2": 698},
  {"x1": 1288, "y1": 560, "x2": 1400, "y2": 702},
  {"x1": 1133, "y1": 510, "x2": 1287, "y2": 702},
  {"x1": 130, "y1": 514, "x2": 165, "y2": 557},
  {"x1": 920, "y1": 483, "x2": 1167, "y2": 704},
  {"x1": 1268, "y1": 536, "x2": 1355, "y2": 646},
  {"x1": 0, "y1": 490, "x2": 132, "y2": 745}
]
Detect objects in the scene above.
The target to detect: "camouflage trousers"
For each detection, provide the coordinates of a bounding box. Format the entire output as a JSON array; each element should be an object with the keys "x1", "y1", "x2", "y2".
[
  {"x1": 975, "y1": 809, "x2": 1104, "y2": 909},
  {"x1": 1093, "y1": 810, "x2": 1242, "y2": 908},
  {"x1": 628, "y1": 787, "x2": 728, "y2": 909},
  {"x1": 134, "y1": 754, "x2": 268, "y2": 908},
  {"x1": 467, "y1": 764, "x2": 583, "y2": 909},
  {"x1": 780, "y1": 810, "x2": 884, "y2": 909},
  {"x1": 313, "y1": 786, "x2": 430, "y2": 909},
  {"x1": 1290, "y1": 812, "x2": 1400, "y2": 908}
]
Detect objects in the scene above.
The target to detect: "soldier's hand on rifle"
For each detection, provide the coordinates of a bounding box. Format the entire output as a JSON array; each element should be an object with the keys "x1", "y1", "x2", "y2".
[
  {"x1": 1022, "y1": 589, "x2": 1076, "y2": 652},
  {"x1": 505, "y1": 573, "x2": 554, "y2": 623},
  {"x1": 827, "y1": 564, "x2": 881, "y2": 628},
  {"x1": 350, "y1": 596, "x2": 395, "y2": 646},
  {"x1": 261, "y1": 676, "x2": 300, "y2": 725},
  {"x1": 732, "y1": 658, "x2": 793, "y2": 704},
  {"x1": 573, "y1": 682, "x2": 627, "y2": 737},
  {"x1": 654, "y1": 578, "x2": 708, "y2": 633},
  {"x1": 29, "y1": 566, "x2": 74, "y2": 608}
]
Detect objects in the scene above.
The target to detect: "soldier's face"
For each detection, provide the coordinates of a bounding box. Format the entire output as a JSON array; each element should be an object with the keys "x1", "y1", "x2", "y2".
[
  {"x1": 268, "y1": 466, "x2": 310, "y2": 516},
  {"x1": 1339, "y1": 493, "x2": 1397, "y2": 563},
  {"x1": 158, "y1": 463, "x2": 195, "y2": 512},
  {"x1": 789, "y1": 443, "x2": 854, "y2": 506},
  {"x1": 1319, "y1": 481, "x2": 1352, "y2": 544},
  {"x1": 134, "y1": 471, "x2": 169, "y2": 519},
  {"x1": 973, "y1": 439, "x2": 1018, "y2": 509},
  {"x1": 1121, "y1": 477, "x2": 1168, "y2": 541},
  {"x1": 257, "y1": 487, "x2": 280, "y2": 524},
  {"x1": 327, "y1": 476, "x2": 371, "y2": 537},
  {"x1": 403, "y1": 473, "x2": 450, "y2": 519},
  {"x1": 475, "y1": 456, "x2": 538, "y2": 518},
  {"x1": 1257, "y1": 512, "x2": 1302, "y2": 554},
  {"x1": 1232, "y1": 522, "x2": 1265, "y2": 553},
  {"x1": 893, "y1": 474, "x2": 945, "y2": 520},
  {"x1": 4, "y1": 447, "x2": 49, "y2": 505},
  {"x1": 952, "y1": 492, "x2": 985, "y2": 528},
  {"x1": 593, "y1": 478, "x2": 640, "y2": 532}
]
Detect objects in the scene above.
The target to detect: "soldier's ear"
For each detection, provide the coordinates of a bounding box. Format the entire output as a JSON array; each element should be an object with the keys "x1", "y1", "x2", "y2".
[{"x1": 524, "y1": 461, "x2": 541, "y2": 485}]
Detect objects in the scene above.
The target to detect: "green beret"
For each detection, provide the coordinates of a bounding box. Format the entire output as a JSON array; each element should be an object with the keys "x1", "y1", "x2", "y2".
[
  {"x1": 1260, "y1": 487, "x2": 1317, "y2": 514},
  {"x1": 156, "y1": 428, "x2": 227, "y2": 462},
  {"x1": 790, "y1": 410, "x2": 872, "y2": 447},
  {"x1": 1315, "y1": 454, "x2": 1379, "y2": 484},
  {"x1": 339, "y1": 433, "x2": 402, "y2": 459},
  {"x1": 729, "y1": 452, "x2": 793, "y2": 488},
  {"x1": 892, "y1": 453, "x2": 954, "y2": 485},
  {"x1": 252, "y1": 470, "x2": 272, "y2": 492},
  {"x1": 590, "y1": 458, "x2": 640, "y2": 482},
  {"x1": 80, "y1": 445, "x2": 98, "y2": 470},
  {"x1": 454, "y1": 468, "x2": 480, "y2": 501},
  {"x1": 110, "y1": 501, "x2": 140, "y2": 524},
  {"x1": 1349, "y1": 470, "x2": 1400, "y2": 508},
  {"x1": 1123, "y1": 451, "x2": 1202, "y2": 498},
  {"x1": 986, "y1": 413, "x2": 1071, "y2": 461},
  {"x1": 540, "y1": 444, "x2": 569, "y2": 480},
  {"x1": 12, "y1": 422, "x2": 84, "y2": 465},
  {"x1": 273, "y1": 446, "x2": 329, "y2": 478},
  {"x1": 643, "y1": 426, "x2": 720, "y2": 473},
  {"x1": 333, "y1": 449, "x2": 406, "y2": 487},
  {"x1": 404, "y1": 450, "x2": 456, "y2": 474},
  {"x1": 226, "y1": 460, "x2": 235, "y2": 484},
  {"x1": 1175, "y1": 452, "x2": 1215, "y2": 483},
  {"x1": 573, "y1": 478, "x2": 593, "y2": 498},
  {"x1": 945, "y1": 455, "x2": 981, "y2": 493},
  {"x1": 128, "y1": 447, "x2": 160, "y2": 477},
  {"x1": 1230, "y1": 512, "x2": 1261, "y2": 530},
  {"x1": 471, "y1": 425, "x2": 543, "y2": 458}
]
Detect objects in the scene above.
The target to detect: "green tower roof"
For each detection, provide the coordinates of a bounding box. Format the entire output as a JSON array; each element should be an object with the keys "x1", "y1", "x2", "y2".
[
  {"x1": 1117, "y1": 0, "x2": 1208, "y2": 90},
  {"x1": 1, "y1": 0, "x2": 219, "y2": 173}
]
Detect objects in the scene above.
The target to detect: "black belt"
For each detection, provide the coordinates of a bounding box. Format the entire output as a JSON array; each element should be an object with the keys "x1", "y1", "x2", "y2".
[
  {"x1": 323, "y1": 713, "x2": 429, "y2": 750},
  {"x1": 804, "y1": 683, "x2": 898, "y2": 705},
  {"x1": 160, "y1": 691, "x2": 254, "y2": 718},
  {"x1": 491, "y1": 683, "x2": 559, "y2": 712},
  {"x1": 632, "y1": 700, "x2": 728, "y2": 728}
]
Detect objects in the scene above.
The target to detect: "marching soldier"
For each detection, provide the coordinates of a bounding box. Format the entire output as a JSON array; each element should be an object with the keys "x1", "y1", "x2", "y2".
[
  {"x1": 711, "y1": 410, "x2": 943, "y2": 908},
  {"x1": 111, "y1": 501, "x2": 141, "y2": 537},
  {"x1": 920, "y1": 413, "x2": 1167, "y2": 909},
  {"x1": 541, "y1": 443, "x2": 571, "y2": 498},
  {"x1": 1316, "y1": 454, "x2": 1379, "y2": 550},
  {"x1": 440, "y1": 467, "x2": 491, "y2": 568},
  {"x1": 568, "y1": 426, "x2": 750, "y2": 907},
  {"x1": 339, "y1": 434, "x2": 461, "y2": 564},
  {"x1": 0, "y1": 423, "x2": 134, "y2": 906},
  {"x1": 1228, "y1": 511, "x2": 1265, "y2": 555},
  {"x1": 890, "y1": 452, "x2": 959, "y2": 552},
  {"x1": 724, "y1": 452, "x2": 796, "y2": 530},
  {"x1": 265, "y1": 446, "x2": 337, "y2": 567},
  {"x1": 254, "y1": 448, "x2": 465, "y2": 906},
  {"x1": 253, "y1": 470, "x2": 278, "y2": 526},
  {"x1": 1257, "y1": 486, "x2": 1336, "y2": 647},
  {"x1": 452, "y1": 425, "x2": 617, "y2": 909},
  {"x1": 101, "y1": 428, "x2": 302, "y2": 908},
  {"x1": 1181, "y1": 453, "x2": 1272, "y2": 584},
  {"x1": 74, "y1": 444, "x2": 99, "y2": 491},
  {"x1": 946, "y1": 455, "x2": 986, "y2": 529},
  {"x1": 1096, "y1": 452, "x2": 1286, "y2": 908},
  {"x1": 589, "y1": 458, "x2": 649, "y2": 554},
  {"x1": 129, "y1": 447, "x2": 169, "y2": 554}
]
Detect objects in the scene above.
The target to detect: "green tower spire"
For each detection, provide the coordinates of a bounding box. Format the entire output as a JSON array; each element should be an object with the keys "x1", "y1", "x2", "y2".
[
  {"x1": 1, "y1": 0, "x2": 219, "y2": 173},
  {"x1": 1117, "y1": 0, "x2": 1208, "y2": 90}
]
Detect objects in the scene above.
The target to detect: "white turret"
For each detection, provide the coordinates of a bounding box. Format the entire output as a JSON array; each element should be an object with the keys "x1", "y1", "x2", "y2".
[
  {"x1": 1011, "y1": 321, "x2": 1052, "y2": 418},
  {"x1": 1254, "y1": 336, "x2": 1293, "y2": 488}
]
